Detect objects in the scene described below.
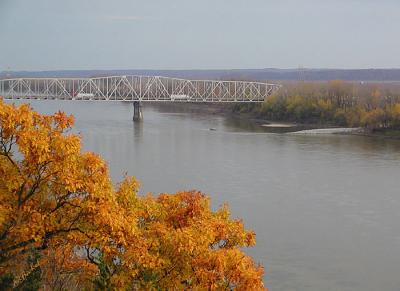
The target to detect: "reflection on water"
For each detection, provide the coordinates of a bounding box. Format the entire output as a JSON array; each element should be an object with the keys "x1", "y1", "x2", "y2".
[
  {"x1": 133, "y1": 121, "x2": 143, "y2": 138},
  {"x1": 9, "y1": 100, "x2": 400, "y2": 291}
]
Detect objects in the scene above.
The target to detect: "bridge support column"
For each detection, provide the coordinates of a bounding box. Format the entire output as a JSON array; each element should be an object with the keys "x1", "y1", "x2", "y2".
[{"x1": 132, "y1": 101, "x2": 143, "y2": 121}]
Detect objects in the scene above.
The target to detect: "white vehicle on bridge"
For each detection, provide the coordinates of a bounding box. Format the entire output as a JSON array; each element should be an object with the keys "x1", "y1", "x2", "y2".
[
  {"x1": 170, "y1": 94, "x2": 190, "y2": 101},
  {"x1": 75, "y1": 93, "x2": 95, "y2": 99}
]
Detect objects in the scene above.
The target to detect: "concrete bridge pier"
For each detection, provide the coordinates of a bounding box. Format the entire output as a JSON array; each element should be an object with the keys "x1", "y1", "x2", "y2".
[{"x1": 132, "y1": 101, "x2": 143, "y2": 121}]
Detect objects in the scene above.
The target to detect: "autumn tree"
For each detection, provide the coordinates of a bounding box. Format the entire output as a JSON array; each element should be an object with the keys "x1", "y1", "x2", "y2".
[
  {"x1": 249, "y1": 81, "x2": 400, "y2": 130},
  {"x1": 0, "y1": 100, "x2": 265, "y2": 290}
]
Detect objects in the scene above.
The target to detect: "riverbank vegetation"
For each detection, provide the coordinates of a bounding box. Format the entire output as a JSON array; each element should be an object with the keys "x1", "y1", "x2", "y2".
[
  {"x1": 234, "y1": 81, "x2": 400, "y2": 131},
  {"x1": 0, "y1": 100, "x2": 265, "y2": 290}
]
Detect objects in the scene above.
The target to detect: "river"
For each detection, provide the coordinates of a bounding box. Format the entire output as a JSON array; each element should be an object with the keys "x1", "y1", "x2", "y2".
[{"x1": 17, "y1": 100, "x2": 400, "y2": 291}]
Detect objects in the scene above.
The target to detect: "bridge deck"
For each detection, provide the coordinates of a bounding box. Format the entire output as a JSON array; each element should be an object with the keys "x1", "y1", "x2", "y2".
[{"x1": 0, "y1": 76, "x2": 281, "y2": 102}]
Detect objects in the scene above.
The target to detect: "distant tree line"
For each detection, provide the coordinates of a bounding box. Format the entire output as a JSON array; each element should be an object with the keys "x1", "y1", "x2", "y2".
[{"x1": 234, "y1": 81, "x2": 400, "y2": 130}]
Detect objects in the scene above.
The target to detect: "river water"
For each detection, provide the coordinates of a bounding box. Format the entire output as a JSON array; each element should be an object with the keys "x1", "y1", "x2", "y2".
[{"x1": 17, "y1": 100, "x2": 400, "y2": 291}]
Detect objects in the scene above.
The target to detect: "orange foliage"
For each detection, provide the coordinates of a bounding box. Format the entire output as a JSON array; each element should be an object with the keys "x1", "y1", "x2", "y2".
[{"x1": 0, "y1": 100, "x2": 265, "y2": 290}]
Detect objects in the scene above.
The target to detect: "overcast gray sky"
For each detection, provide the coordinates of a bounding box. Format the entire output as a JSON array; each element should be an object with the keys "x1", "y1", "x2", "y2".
[{"x1": 1, "y1": 0, "x2": 399, "y2": 70}]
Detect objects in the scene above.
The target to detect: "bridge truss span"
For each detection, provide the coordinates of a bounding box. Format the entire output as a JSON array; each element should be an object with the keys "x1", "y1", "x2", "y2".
[{"x1": 0, "y1": 76, "x2": 281, "y2": 102}]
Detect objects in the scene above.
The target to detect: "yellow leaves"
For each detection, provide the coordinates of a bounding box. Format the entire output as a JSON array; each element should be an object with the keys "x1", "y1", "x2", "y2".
[
  {"x1": 190, "y1": 248, "x2": 264, "y2": 290},
  {"x1": 360, "y1": 107, "x2": 386, "y2": 128},
  {"x1": 0, "y1": 101, "x2": 114, "y2": 274},
  {"x1": 115, "y1": 176, "x2": 140, "y2": 208},
  {"x1": 258, "y1": 81, "x2": 400, "y2": 131},
  {"x1": 371, "y1": 88, "x2": 382, "y2": 99},
  {"x1": 0, "y1": 102, "x2": 32, "y2": 139},
  {"x1": 52, "y1": 134, "x2": 81, "y2": 156},
  {"x1": 389, "y1": 104, "x2": 400, "y2": 127},
  {"x1": 53, "y1": 110, "x2": 74, "y2": 130},
  {"x1": 316, "y1": 99, "x2": 333, "y2": 112},
  {"x1": 0, "y1": 101, "x2": 265, "y2": 290},
  {"x1": 120, "y1": 191, "x2": 264, "y2": 289}
]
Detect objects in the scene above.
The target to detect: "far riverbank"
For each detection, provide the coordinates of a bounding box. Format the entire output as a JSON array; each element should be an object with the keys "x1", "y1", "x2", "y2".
[{"x1": 145, "y1": 102, "x2": 400, "y2": 139}]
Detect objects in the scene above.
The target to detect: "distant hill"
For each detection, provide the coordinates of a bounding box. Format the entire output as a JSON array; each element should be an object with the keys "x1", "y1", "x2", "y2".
[{"x1": 2, "y1": 68, "x2": 400, "y2": 82}]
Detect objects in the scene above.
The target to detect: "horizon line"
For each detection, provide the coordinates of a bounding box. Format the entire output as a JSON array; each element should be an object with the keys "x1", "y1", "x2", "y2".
[{"x1": 3, "y1": 67, "x2": 400, "y2": 73}]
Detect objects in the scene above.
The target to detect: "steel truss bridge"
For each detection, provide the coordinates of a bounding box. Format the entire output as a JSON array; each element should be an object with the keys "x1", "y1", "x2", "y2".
[
  {"x1": 0, "y1": 76, "x2": 281, "y2": 120},
  {"x1": 0, "y1": 76, "x2": 280, "y2": 103}
]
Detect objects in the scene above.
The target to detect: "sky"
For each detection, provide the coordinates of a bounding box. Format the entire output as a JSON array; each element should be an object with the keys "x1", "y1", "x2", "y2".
[{"x1": 0, "y1": 0, "x2": 399, "y2": 70}]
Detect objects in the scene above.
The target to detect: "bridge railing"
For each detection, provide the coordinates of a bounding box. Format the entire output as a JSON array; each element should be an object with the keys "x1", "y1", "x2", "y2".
[{"x1": 0, "y1": 76, "x2": 281, "y2": 102}]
